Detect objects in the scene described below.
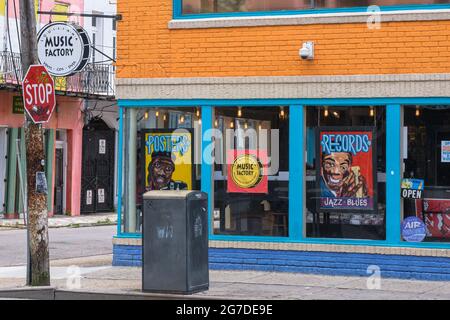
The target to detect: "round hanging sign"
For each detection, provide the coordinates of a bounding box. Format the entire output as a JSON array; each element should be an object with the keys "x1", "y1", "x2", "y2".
[{"x1": 37, "y1": 22, "x2": 91, "y2": 77}]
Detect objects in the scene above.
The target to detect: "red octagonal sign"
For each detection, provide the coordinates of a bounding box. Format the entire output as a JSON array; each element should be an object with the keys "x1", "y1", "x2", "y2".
[{"x1": 22, "y1": 65, "x2": 56, "y2": 124}]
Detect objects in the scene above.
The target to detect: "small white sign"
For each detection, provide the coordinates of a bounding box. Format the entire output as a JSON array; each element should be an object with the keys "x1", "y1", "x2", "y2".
[
  {"x1": 86, "y1": 190, "x2": 92, "y2": 205},
  {"x1": 99, "y1": 139, "x2": 106, "y2": 154},
  {"x1": 98, "y1": 189, "x2": 105, "y2": 203},
  {"x1": 442, "y1": 141, "x2": 450, "y2": 163}
]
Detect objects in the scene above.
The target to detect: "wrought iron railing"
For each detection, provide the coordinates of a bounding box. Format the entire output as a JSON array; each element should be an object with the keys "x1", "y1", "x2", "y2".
[{"x1": 0, "y1": 51, "x2": 115, "y2": 99}]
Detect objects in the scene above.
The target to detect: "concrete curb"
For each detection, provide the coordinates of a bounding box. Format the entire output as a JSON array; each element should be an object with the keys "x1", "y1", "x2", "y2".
[
  {"x1": 0, "y1": 287, "x2": 228, "y2": 300},
  {"x1": 0, "y1": 222, "x2": 117, "y2": 230}
]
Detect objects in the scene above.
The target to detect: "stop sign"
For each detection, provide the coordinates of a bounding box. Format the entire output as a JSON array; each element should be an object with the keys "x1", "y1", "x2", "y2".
[{"x1": 22, "y1": 65, "x2": 56, "y2": 124}]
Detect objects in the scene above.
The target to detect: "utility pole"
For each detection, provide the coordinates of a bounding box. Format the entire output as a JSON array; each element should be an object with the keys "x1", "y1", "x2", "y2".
[{"x1": 19, "y1": 0, "x2": 50, "y2": 286}]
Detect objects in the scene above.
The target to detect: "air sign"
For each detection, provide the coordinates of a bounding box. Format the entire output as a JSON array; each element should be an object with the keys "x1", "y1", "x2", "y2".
[{"x1": 37, "y1": 22, "x2": 91, "y2": 77}]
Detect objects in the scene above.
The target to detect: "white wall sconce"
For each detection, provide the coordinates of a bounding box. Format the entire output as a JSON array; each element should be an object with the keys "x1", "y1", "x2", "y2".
[{"x1": 299, "y1": 41, "x2": 314, "y2": 60}]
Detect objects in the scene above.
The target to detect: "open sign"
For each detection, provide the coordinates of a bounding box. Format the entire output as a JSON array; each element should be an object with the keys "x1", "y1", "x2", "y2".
[{"x1": 401, "y1": 178, "x2": 424, "y2": 200}]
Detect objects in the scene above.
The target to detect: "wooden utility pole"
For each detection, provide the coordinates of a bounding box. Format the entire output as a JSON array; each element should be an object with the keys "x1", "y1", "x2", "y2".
[{"x1": 19, "y1": 0, "x2": 50, "y2": 286}]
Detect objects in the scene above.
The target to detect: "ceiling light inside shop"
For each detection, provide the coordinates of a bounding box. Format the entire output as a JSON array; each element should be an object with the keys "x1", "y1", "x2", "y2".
[
  {"x1": 237, "y1": 107, "x2": 242, "y2": 118},
  {"x1": 144, "y1": 111, "x2": 149, "y2": 119},
  {"x1": 280, "y1": 107, "x2": 285, "y2": 119},
  {"x1": 416, "y1": 107, "x2": 420, "y2": 117}
]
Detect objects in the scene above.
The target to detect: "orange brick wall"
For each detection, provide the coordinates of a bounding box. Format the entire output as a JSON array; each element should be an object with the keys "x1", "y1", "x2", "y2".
[{"x1": 117, "y1": 0, "x2": 450, "y2": 78}]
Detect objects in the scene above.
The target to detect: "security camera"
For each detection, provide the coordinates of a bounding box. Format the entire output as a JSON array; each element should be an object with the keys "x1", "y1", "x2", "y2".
[{"x1": 299, "y1": 42, "x2": 314, "y2": 60}]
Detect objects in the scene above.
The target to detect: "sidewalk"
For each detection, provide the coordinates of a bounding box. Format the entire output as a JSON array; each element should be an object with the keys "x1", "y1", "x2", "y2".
[
  {"x1": 0, "y1": 212, "x2": 117, "y2": 229},
  {"x1": 0, "y1": 255, "x2": 449, "y2": 300}
]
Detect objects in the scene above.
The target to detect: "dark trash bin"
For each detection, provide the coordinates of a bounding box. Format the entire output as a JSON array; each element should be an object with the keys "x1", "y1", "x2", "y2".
[{"x1": 142, "y1": 190, "x2": 209, "y2": 294}]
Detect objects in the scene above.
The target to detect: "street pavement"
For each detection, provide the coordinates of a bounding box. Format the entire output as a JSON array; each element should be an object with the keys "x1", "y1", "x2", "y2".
[
  {"x1": 0, "y1": 254, "x2": 449, "y2": 300},
  {"x1": 0, "y1": 225, "x2": 115, "y2": 266},
  {"x1": 0, "y1": 224, "x2": 449, "y2": 300}
]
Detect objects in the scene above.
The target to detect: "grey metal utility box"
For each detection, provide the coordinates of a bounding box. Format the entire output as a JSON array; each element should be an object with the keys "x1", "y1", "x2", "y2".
[{"x1": 142, "y1": 190, "x2": 209, "y2": 294}]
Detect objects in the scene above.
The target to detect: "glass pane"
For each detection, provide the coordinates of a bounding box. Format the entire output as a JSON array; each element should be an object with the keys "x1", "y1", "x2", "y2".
[
  {"x1": 305, "y1": 106, "x2": 386, "y2": 240},
  {"x1": 182, "y1": 0, "x2": 446, "y2": 14},
  {"x1": 213, "y1": 106, "x2": 289, "y2": 237},
  {"x1": 121, "y1": 107, "x2": 201, "y2": 234},
  {"x1": 402, "y1": 105, "x2": 450, "y2": 242}
]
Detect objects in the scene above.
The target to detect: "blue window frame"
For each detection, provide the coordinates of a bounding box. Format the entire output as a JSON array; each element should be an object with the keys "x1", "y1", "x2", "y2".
[
  {"x1": 173, "y1": 1, "x2": 450, "y2": 20},
  {"x1": 116, "y1": 98, "x2": 450, "y2": 250}
]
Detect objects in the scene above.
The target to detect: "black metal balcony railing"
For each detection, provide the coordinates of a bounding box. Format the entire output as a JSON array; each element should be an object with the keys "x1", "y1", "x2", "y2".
[{"x1": 0, "y1": 51, "x2": 115, "y2": 100}]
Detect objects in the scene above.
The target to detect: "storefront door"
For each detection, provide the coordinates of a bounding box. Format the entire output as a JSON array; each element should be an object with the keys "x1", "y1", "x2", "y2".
[
  {"x1": 0, "y1": 128, "x2": 7, "y2": 214},
  {"x1": 54, "y1": 147, "x2": 64, "y2": 215}
]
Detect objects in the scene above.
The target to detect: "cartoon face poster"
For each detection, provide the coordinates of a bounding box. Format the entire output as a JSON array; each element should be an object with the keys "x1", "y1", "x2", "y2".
[
  {"x1": 316, "y1": 128, "x2": 377, "y2": 212},
  {"x1": 143, "y1": 129, "x2": 193, "y2": 191}
]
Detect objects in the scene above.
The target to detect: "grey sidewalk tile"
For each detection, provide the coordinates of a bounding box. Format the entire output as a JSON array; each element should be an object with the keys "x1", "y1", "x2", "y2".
[
  {"x1": 236, "y1": 272, "x2": 355, "y2": 288},
  {"x1": 334, "y1": 277, "x2": 446, "y2": 294}
]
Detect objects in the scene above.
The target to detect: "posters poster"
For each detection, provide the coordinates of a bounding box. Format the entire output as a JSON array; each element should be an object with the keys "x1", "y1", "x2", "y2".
[
  {"x1": 143, "y1": 129, "x2": 193, "y2": 191},
  {"x1": 316, "y1": 128, "x2": 377, "y2": 212},
  {"x1": 442, "y1": 141, "x2": 450, "y2": 163},
  {"x1": 227, "y1": 149, "x2": 268, "y2": 194}
]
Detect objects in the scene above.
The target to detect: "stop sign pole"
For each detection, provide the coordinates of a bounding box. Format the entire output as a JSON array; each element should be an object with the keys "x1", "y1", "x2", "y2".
[{"x1": 20, "y1": 0, "x2": 51, "y2": 287}]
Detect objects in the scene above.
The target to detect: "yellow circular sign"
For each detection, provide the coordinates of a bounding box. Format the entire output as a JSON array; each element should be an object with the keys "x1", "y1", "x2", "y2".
[{"x1": 231, "y1": 154, "x2": 263, "y2": 189}]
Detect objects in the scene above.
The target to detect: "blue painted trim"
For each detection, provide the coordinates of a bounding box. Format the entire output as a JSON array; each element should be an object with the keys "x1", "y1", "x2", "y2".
[
  {"x1": 114, "y1": 233, "x2": 143, "y2": 239},
  {"x1": 118, "y1": 98, "x2": 450, "y2": 108},
  {"x1": 174, "y1": 3, "x2": 450, "y2": 20},
  {"x1": 289, "y1": 105, "x2": 304, "y2": 241},
  {"x1": 200, "y1": 106, "x2": 214, "y2": 237},
  {"x1": 117, "y1": 107, "x2": 124, "y2": 236},
  {"x1": 386, "y1": 105, "x2": 402, "y2": 244}
]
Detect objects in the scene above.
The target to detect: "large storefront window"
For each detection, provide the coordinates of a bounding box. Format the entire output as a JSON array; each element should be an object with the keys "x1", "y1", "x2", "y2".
[
  {"x1": 212, "y1": 107, "x2": 289, "y2": 237},
  {"x1": 402, "y1": 106, "x2": 450, "y2": 242},
  {"x1": 182, "y1": 0, "x2": 446, "y2": 14},
  {"x1": 305, "y1": 106, "x2": 386, "y2": 240},
  {"x1": 121, "y1": 107, "x2": 201, "y2": 234}
]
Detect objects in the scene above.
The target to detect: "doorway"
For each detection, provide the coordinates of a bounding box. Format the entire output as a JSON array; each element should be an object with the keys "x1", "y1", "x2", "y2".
[
  {"x1": 0, "y1": 128, "x2": 7, "y2": 215},
  {"x1": 81, "y1": 118, "x2": 115, "y2": 214},
  {"x1": 54, "y1": 131, "x2": 67, "y2": 215}
]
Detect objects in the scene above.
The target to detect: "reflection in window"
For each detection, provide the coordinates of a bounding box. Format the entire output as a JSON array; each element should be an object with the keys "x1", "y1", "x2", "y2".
[
  {"x1": 402, "y1": 106, "x2": 450, "y2": 242},
  {"x1": 305, "y1": 106, "x2": 386, "y2": 240},
  {"x1": 182, "y1": 0, "x2": 447, "y2": 14},
  {"x1": 213, "y1": 107, "x2": 289, "y2": 237}
]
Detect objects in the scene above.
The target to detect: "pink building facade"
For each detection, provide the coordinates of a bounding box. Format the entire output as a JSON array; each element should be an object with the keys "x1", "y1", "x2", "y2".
[{"x1": 0, "y1": 0, "x2": 116, "y2": 219}]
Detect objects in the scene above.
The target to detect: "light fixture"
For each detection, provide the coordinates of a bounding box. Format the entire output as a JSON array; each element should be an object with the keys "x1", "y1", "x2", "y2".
[
  {"x1": 144, "y1": 111, "x2": 149, "y2": 119},
  {"x1": 215, "y1": 119, "x2": 218, "y2": 127},
  {"x1": 258, "y1": 124, "x2": 262, "y2": 131},
  {"x1": 324, "y1": 107, "x2": 329, "y2": 117},
  {"x1": 155, "y1": 111, "x2": 159, "y2": 117},
  {"x1": 244, "y1": 121, "x2": 248, "y2": 129},
  {"x1": 180, "y1": 115, "x2": 185, "y2": 124},
  {"x1": 237, "y1": 107, "x2": 242, "y2": 118},
  {"x1": 163, "y1": 114, "x2": 167, "y2": 121},
  {"x1": 279, "y1": 107, "x2": 285, "y2": 119},
  {"x1": 415, "y1": 106, "x2": 420, "y2": 117},
  {"x1": 370, "y1": 107, "x2": 375, "y2": 117},
  {"x1": 332, "y1": 111, "x2": 339, "y2": 118},
  {"x1": 196, "y1": 108, "x2": 200, "y2": 117},
  {"x1": 230, "y1": 120, "x2": 234, "y2": 129},
  {"x1": 198, "y1": 118, "x2": 202, "y2": 125}
]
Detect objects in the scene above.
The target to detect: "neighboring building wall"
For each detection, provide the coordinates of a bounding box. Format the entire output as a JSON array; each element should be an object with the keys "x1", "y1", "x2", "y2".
[
  {"x1": 0, "y1": 92, "x2": 84, "y2": 218},
  {"x1": 83, "y1": 0, "x2": 117, "y2": 65},
  {"x1": 117, "y1": 0, "x2": 450, "y2": 79}
]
